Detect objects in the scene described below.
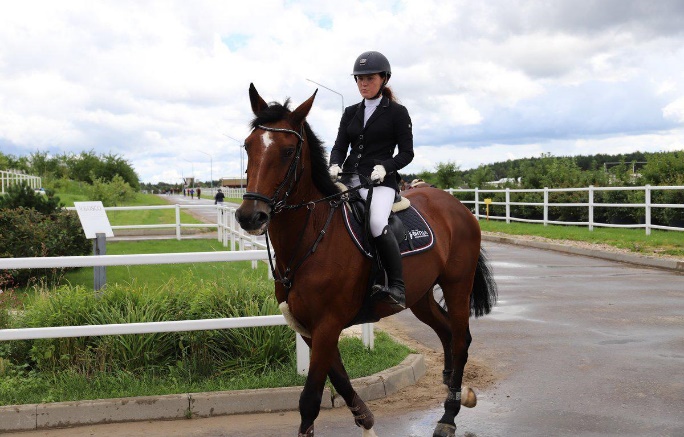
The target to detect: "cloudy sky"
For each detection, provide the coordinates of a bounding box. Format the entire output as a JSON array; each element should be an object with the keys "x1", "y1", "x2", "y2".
[{"x1": 1, "y1": 0, "x2": 683, "y2": 184}]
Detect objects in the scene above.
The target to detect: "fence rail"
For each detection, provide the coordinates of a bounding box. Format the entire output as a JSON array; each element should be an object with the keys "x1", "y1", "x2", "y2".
[
  {"x1": 446, "y1": 184, "x2": 684, "y2": 235},
  {"x1": 1, "y1": 170, "x2": 41, "y2": 194}
]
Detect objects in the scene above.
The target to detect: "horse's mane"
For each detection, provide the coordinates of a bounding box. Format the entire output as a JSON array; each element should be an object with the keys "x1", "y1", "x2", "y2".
[{"x1": 251, "y1": 100, "x2": 341, "y2": 197}]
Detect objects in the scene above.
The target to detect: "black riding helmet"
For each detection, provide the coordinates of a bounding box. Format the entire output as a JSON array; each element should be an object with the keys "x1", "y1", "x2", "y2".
[
  {"x1": 352, "y1": 51, "x2": 392, "y2": 78},
  {"x1": 352, "y1": 51, "x2": 391, "y2": 98}
]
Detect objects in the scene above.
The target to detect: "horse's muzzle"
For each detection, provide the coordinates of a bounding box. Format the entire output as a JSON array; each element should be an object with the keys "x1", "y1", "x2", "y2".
[{"x1": 236, "y1": 202, "x2": 271, "y2": 235}]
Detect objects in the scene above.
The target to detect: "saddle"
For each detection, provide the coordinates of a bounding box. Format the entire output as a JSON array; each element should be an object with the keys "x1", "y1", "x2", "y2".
[{"x1": 341, "y1": 191, "x2": 435, "y2": 258}]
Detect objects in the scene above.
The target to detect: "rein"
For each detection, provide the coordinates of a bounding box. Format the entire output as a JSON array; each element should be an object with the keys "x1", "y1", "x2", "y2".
[{"x1": 241, "y1": 124, "x2": 375, "y2": 292}]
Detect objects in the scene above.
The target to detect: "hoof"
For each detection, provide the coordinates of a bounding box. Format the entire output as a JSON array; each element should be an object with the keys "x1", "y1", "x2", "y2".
[
  {"x1": 461, "y1": 386, "x2": 477, "y2": 408},
  {"x1": 433, "y1": 422, "x2": 456, "y2": 437},
  {"x1": 298, "y1": 424, "x2": 314, "y2": 437}
]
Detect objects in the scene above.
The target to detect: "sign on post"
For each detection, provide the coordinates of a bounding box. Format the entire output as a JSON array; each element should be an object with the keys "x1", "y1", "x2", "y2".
[
  {"x1": 484, "y1": 198, "x2": 492, "y2": 221},
  {"x1": 74, "y1": 202, "x2": 113, "y2": 291},
  {"x1": 74, "y1": 202, "x2": 114, "y2": 239}
]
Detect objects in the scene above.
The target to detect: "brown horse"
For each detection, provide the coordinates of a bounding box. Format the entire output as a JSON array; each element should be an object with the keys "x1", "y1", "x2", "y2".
[{"x1": 236, "y1": 84, "x2": 497, "y2": 437}]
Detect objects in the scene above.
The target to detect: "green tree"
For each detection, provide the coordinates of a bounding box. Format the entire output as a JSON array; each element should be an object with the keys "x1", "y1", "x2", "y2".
[
  {"x1": 433, "y1": 161, "x2": 463, "y2": 189},
  {"x1": 87, "y1": 174, "x2": 135, "y2": 206}
]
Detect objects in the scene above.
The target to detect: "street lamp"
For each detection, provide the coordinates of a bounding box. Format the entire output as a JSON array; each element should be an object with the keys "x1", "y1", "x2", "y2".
[
  {"x1": 306, "y1": 78, "x2": 344, "y2": 113},
  {"x1": 223, "y1": 134, "x2": 245, "y2": 189},
  {"x1": 197, "y1": 150, "x2": 213, "y2": 190}
]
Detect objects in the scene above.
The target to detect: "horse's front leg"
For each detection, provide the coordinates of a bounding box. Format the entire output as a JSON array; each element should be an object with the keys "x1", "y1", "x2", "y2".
[
  {"x1": 298, "y1": 328, "x2": 341, "y2": 436},
  {"x1": 327, "y1": 346, "x2": 378, "y2": 435}
]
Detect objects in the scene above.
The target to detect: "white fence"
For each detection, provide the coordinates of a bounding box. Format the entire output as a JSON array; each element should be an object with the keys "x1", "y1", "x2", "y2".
[
  {"x1": 447, "y1": 184, "x2": 684, "y2": 235},
  {"x1": 1, "y1": 170, "x2": 41, "y2": 194},
  {"x1": 0, "y1": 250, "x2": 315, "y2": 375}
]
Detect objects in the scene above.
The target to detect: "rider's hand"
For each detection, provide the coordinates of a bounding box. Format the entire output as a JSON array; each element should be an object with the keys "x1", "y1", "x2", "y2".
[
  {"x1": 371, "y1": 165, "x2": 387, "y2": 182},
  {"x1": 329, "y1": 164, "x2": 341, "y2": 181}
]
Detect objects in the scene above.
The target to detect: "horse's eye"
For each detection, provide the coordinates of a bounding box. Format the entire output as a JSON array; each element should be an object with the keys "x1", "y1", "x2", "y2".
[{"x1": 283, "y1": 148, "x2": 295, "y2": 158}]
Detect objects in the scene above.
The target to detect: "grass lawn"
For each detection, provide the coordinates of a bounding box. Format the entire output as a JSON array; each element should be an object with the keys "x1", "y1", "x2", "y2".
[
  {"x1": 479, "y1": 219, "x2": 684, "y2": 258},
  {"x1": 59, "y1": 239, "x2": 266, "y2": 291}
]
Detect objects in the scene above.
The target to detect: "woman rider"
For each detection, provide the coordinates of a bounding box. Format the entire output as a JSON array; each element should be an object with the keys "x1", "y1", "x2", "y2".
[{"x1": 328, "y1": 50, "x2": 414, "y2": 308}]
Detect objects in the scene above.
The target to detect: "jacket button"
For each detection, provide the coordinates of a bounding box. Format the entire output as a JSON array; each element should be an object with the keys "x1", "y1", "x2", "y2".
[
  {"x1": 357, "y1": 154, "x2": 362, "y2": 158},
  {"x1": 355, "y1": 163, "x2": 359, "y2": 167},
  {"x1": 359, "y1": 145, "x2": 364, "y2": 149}
]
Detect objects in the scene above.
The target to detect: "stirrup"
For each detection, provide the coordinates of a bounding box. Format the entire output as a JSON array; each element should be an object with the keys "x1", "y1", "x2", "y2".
[{"x1": 371, "y1": 285, "x2": 406, "y2": 309}]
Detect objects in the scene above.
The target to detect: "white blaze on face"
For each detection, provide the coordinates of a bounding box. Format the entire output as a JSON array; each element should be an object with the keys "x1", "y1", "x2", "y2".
[{"x1": 261, "y1": 131, "x2": 273, "y2": 149}]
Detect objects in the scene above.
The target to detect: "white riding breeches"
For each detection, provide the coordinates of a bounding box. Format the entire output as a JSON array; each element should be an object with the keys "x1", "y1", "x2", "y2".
[{"x1": 349, "y1": 175, "x2": 395, "y2": 238}]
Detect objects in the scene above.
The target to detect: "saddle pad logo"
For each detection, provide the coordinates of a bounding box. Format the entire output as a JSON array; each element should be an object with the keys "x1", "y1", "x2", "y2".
[{"x1": 342, "y1": 204, "x2": 435, "y2": 258}]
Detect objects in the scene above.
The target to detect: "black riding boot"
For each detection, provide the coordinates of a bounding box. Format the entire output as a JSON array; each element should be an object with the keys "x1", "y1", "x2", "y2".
[{"x1": 371, "y1": 225, "x2": 406, "y2": 309}]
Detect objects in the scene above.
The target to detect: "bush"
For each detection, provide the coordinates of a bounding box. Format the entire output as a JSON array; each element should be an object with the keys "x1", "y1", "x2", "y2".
[
  {"x1": 0, "y1": 182, "x2": 63, "y2": 214},
  {"x1": 0, "y1": 208, "x2": 91, "y2": 287}
]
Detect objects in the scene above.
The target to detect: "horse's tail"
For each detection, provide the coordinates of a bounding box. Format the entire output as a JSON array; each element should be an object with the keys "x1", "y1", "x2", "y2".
[{"x1": 470, "y1": 248, "x2": 498, "y2": 317}]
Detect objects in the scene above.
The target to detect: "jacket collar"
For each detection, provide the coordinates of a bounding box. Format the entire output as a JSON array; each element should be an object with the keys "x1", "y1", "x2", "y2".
[{"x1": 354, "y1": 96, "x2": 390, "y2": 128}]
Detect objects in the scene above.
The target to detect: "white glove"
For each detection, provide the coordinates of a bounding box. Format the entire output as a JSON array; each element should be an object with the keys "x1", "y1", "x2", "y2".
[
  {"x1": 329, "y1": 164, "x2": 341, "y2": 181},
  {"x1": 371, "y1": 165, "x2": 387, "y2": 182}
]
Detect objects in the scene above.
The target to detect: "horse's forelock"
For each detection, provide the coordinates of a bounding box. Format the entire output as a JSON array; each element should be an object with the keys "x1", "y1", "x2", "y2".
[{"x1": 250, "y1": 99, "x2": 292, "y2": 129}]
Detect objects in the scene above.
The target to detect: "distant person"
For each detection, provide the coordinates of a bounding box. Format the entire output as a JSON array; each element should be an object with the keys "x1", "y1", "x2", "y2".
[
  {"x1": 190, "y1": 188, "x2": 195, "y2": 199},
  {"x1": 214, "y1": 188, "x2": 225, "y2": 205},
  {"x1": 197, "y1": 187, "x2": 201, "y2": 199},
  {"x1": 183, "y1": 188, "x2": 186, "y2": 196}
]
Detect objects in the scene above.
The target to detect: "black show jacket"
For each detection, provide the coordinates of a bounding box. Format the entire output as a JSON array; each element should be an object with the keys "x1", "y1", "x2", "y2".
[{"x1": 329, "y1": 96, "x2": 414, "y2": 190}]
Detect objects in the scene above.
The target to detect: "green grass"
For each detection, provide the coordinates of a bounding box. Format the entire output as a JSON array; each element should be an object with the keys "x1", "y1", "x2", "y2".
[
  {"x1": 54, "y1": 239, "x2": 267, "y2": 292},
  {"x1": 0, "y1": 332, "x2": 410, "y2": 405},
  {"x1": 479, "y1": 219, "x2": 684, "y2": 258}
]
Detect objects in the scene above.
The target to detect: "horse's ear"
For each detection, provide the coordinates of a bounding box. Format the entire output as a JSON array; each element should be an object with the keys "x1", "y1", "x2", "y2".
[
  {"x1": 249, "y1": 83, "x2": 268, "y2": 115},
  {"x1": 290, "y1": 89, "x2": 317, "y2": 127}
]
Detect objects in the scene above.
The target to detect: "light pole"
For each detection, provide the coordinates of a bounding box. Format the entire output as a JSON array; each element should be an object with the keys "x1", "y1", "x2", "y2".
[
  {"x1": 223, "y1": 134, "x2": 245, "y2": 189},
  {"x1": 306, "y1": 78, "x2": 344, "y2": 113},
  {"x1": 197, "y1": 150, "x2": 213, "y2": 190}
]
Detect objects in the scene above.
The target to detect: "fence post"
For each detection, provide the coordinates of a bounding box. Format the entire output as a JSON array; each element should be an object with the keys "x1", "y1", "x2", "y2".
[
  {"x1": 296, "y1": 334, "x2": 310, "y2": 375},
  {"x1": 505, "y1": 188, "x2": 511, "y2": 224},
  {"x1": 645, "y1": 185, "x2": 651, "y2": 236},
  {"x1": 362, "y1": 323, "x2": 375, "y2": 350},
  {"x1": 543, "y1": 187, "x2": 549, "y2": 226},
  {"x1": 230, "y1": 210, "x2": 237, "y2": 251},
  {"x1": 93, "y1": 233, "x2": 107, "y2": 292},
  {"x1": 175, "y1": 204, "x2": 181, "y2": 240},
  {"x1": 589, "y1": 185, "x2": 594, "y2": 231},
  {"x1": 216, "y1": 207, "x2": 222, "y2": 243},
  {"x1": 474, "y1": 187, "x2": 480, "y2": 219}
]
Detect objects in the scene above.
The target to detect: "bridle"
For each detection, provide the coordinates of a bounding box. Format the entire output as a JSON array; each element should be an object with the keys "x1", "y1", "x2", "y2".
[
  {"x1": 240, "y1": 123, "x2": 375, "y2": 292},
  {"x1": 242, "y1": 124, "x2": 305, "y2": 215}
]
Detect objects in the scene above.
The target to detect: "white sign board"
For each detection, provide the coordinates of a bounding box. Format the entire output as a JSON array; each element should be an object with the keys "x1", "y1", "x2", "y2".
[{"x1": 74, "y1": 201, "x2": 114, "y2": 239}]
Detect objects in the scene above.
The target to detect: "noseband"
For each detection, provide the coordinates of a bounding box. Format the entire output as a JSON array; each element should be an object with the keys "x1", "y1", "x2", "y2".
[{"x1": 242, "y1": 124, "x2": 304, "y2": 214}]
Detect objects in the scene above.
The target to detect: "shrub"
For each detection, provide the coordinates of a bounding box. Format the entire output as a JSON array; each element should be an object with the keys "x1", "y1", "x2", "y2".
[
  {"x1": 0, "y1": 208, "x2": 91, "y2": 287},
  {"x1": 0, "y1": 182, "x2": 63, "y2": 214},
  {"x1": 3, "y1": 275, "x2": 293, "y2": 377}
]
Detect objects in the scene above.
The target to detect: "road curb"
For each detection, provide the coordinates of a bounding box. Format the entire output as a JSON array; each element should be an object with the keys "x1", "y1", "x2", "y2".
[
  {"x1": 482, "y1": 234, "x2": 684, "y2": 273},
  {"x1": 0, "y1": 354, "x2": 425, "y2": 432}
]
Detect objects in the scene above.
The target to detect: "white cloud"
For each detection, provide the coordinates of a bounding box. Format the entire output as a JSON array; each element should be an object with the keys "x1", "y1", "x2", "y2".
[
  {"x1": 663, "y1": 97, "x2": 684, "y2": 123},
  {"x1": 1, "y1": 0, "x2": 683, "y2": 183}
]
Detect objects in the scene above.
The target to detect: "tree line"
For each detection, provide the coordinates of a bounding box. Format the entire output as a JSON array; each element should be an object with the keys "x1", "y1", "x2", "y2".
[{"x1": 0, "y1": 150, "x2": 140, "y2": 191}]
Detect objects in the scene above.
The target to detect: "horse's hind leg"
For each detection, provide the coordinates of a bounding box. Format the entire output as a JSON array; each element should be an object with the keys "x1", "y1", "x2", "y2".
[
  {"x1": 433, "y1": 279, "x2": 477, "y2": 437},
  {"x1": 327, "y1": 346, "x2": 377, "y2": 435},
  {"x1": 409, "y1": 289, "x2": 454, "y2": 384}
]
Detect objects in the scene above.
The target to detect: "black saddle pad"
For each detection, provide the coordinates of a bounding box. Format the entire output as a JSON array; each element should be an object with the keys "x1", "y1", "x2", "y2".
[{"x1": 342, "y1": 203, "x2": 435, "y2": 258}]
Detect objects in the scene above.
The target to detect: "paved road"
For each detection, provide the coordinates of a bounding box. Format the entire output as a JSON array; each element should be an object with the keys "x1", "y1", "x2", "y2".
[{"x1": 10, "y1": 242, "x2": 683, "y2": 436}]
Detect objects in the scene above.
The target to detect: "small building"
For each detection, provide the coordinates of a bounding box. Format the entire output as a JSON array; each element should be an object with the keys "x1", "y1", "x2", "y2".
[{"x1": 220, "y1": 177, "x2": 247, "y2": 188}]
